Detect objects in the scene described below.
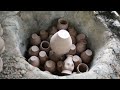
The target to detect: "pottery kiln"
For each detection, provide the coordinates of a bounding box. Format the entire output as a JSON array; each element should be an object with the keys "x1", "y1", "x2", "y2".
[{"x1": 0, "y1": 11, "x2": 120, "y2": 79}]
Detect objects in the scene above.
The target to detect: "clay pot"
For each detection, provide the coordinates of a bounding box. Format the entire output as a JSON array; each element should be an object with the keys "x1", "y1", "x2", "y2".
[
  {"x1": 49, "y1": 26, "x2": 58, "y2": 35},
  {"x1": 73, "y1": 55, "x2": 82, "y2": 69},
  {"x1": 71, "y1": 36, "x2": 76, "y2": 44},
  {"x1": 76, "y1": 39, "x2": 87, "y2": 54},
  {"x1": 0, "y1": 37, "x2": 5, "y2": 54},
  {"x1": 49, "y1": 50, "x2": 60, "y2": 63},
  {"x1": 50, "y1": 30, "x2": 72, "y2": 55},
  {"x1": 28, "y1": 46, "x2": 39, "y2": 56},
  {"x1": 0, "y1": 24, "x2": 3, "y2": 36},
  {"x1": 30, "y1": 33, "x2": 41, "y2": 46},
  {"x1": 40, "y1": 30, "x2": 48, "y2": 40},
  {"x1": 0, "y1": 57, "x2": 3, "y2": 72},
  {"x1": 68, "y1": 26, "x2": 77, "y2": 37},
  {"x1": 67, "y1": 44, "x2": 76, "y2": 55},
  {"x1": 76, "y1": 33, "x2": 86, "y2": 43},
  {"x1": 39, "y1": 51, "x2": 48, "y2": 65},
  {"x1": 77, "y1": 63, "x2": 89, "y2": 73},
  {"x1": 40, "y1": 41, "x2": 50, "y2": 53},
  {"x1": 57, "y1": 61, "x2": 64, "y2": 73},
  {"x1": 44, "y1": 60, "x2": 56, "y2": 73},
  {"x1": 28, "y1": 56, "x2": 40, "y2": 67},
  {"x1": 80, "y1": 49, "x2": 93, "y2": 64},
  {"x1": 57, "y1": 18, "x2": 68, "y2": 30},
  {"x1": 62, "y1": 55, "x2": 74, "y2": 75}
]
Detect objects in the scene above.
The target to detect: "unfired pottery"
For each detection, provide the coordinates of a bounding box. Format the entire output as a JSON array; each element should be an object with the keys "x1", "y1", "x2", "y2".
[
  {"x1": 28, "y1": 45, "x2": 39, "y2": 56},
  {"x1": 61, "y1": 55, "x2": 74, "y2": 75},
  {"x1": 50, "y1": 30, "x2": 72, "y2": 55},
  {"x1": 40, "y1": 41, "x2": 50, "y2": 53},
  {"x1": 73, "y1": 55, "x2": 82, "y2": 68},
  {"x1": 40, "y1": 30, "x2": 48, "y2": 40},
  {"x1": 77, "y1": 63, "x2": 89, "y2": 73},
  {"x1": 39, "y1": 51, "x2": 48, "y2": 65},
  {"x1": 30, "y1": 33, "x2": 41, "y2": 46},
  {"x1": 76, "y1": 39, "x2": 87, "y2": 54},
  {"x1": 80, "y1": 49, "x2": 93, "y2": 64},
  {"x1": 28, "y1": 56, "x2": 40, "y2": 67},
  {"x1": 57, "y1": 18, "x2": 69, "y2": 30},
  {"x1": 44, "y1": 60, "x2": 56, "y2": 73}
]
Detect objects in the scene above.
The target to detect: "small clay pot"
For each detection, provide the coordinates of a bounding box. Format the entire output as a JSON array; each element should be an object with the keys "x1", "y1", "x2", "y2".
[
  {"x1": 28, "y1": 56, "x2": 40, "y2": 67},
  {"x1": 68, "y1": 26, "x2": 77, "y2": 37},
  {"x1": 39, "y1": 51, "x2": 48, "y2": 65},
  {"x1": 44, "y1": 60, "x2": 56, "y2": 73},
  {"x1": 71, "y1": 36, "x2": 76, "y2": 44},
  {"x1": 61, "y1": 55, "x2": 74, "y2": 75},
  {"x1": 49, "y1": 26, "x2": 58, "y2": 35},
  {"x1": 40, "y1": 30, "x2": 48, "y2": 40},
  {"x1": 76, "y1": 33, "x2": 86, "y2": 43},
  {"x1": 47, "y1": 35, "x2": 53, "y2": 42},
  {"x1": 57, "y1": 61, "x2": 64, "y2": 73},
  {"x1": 77, "y1": 63, "x2": 89, "y2": 73},
  {"x1": 40, "y1": 41, "x2": 50, "y2": 53},
  {"x1": 57, "y1": 18, "x2": 68, "y2": 30},
  {"x1": 73, "y1": 55, "x2": 82, "y2": 69},
  {"x1": 49, "y1": 50, "x2": 60, "y2": 63},
  {"x1": 0, "y1": 24, "x2": 3, "y2": 36},
  {"x1": 80, "y1": 49, "x2": 93, "y2": 64},
  {"x1": 28, "y1": 46, "x2": 39, "y2": 56},
  {"x1": 67, "y1": 44, "x2": 76, "y2": 55},
  {"x1": 0, "y1": 37, "x2": 5, "y2": 54},
  {"x1": 0, "y1": 57, "x2": 3, "y2": 72},
  {"x1": 30, "y1": 33, "x2": 41, "y2": 46},
  {"x1": 76, "y1": 39, "x2": 87, "y2": 54},
  {"x1": 50, "y1": 30, "x2": 72, "y2": 55}
]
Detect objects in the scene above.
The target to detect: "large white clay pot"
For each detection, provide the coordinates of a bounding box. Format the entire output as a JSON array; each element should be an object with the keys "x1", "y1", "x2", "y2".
[{"x1": 50, "y1": 30, "x2": 72, "y2": 56}]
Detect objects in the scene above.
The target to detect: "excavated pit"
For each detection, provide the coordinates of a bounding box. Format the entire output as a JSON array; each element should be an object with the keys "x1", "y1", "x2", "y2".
[{"x1": 0, "y1": 11, "x2": 120, "y2": 79}]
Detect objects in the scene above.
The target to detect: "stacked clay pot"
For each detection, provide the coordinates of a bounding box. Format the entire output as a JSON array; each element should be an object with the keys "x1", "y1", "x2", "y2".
[
  {"x1": 0, "y1": 24, "x2": 5, "y2": 72},
  {"x1": 26, "y1": 17, "x2": 93, "y2": 76}
]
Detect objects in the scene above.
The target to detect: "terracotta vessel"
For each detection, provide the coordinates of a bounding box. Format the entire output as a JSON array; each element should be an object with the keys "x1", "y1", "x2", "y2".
[
  {"x1": 80, "y1": 49, "x2": 93, "y2": 64},
  {"x1": 49, "y1": 26, "x2": 58, "y2": 35},
  {"x1": 0, "y1": 37, "x2": 5, "y2": 54},
  {"x1": 30, "y1": 33, "x2": 41, "y2": 46},
  {"x1": 73, "y1": 55, "x2": 82, "y2": 69},
  {"x1": 71, "y1": 36, "x2": 76, "y2": 44},
  {"x1": 67, "y1": 44, "x2": 76, "y2": 55},
  {"x1": 0, "y1": 57, "x2": 3, "y2": 72},
  {"x1": 0, "y1": 24, "x2": 3, "y2": 36},
  {"x1": 28, "y1": 56, "x2": 40, "y2": 67},
  {"x1": 61, "y1": 55, "x2": 74, "y2": 75},
  {"x1": 39, "y1": 51, "x2": 48, "y2": 65},
  {"x1": 44, "y1": 60, "x2": 56, "y2": 73},
  {"x1": 76, "y1": 39, "x2": 87, "y2": 54},
  {"x1": 57, "y1": 18, "x2": 68, "y2": 30},
  {"x1": 77, "y1": 63, "x2": 89, "y2": 73},
  {"x1": 28, "y1": 46, "x2": 39, "y2": 56},
  {"x1": 40, "y1": 41, "x2": 50, "y2": 53},
  {"x1": 40, "y1": 30, "x2": 48, "y2": 40},
  {"x1": 57, "y1": 61, "x2": 64, "y2": 73},
  {"x1": 50, "y1": 30, "x2": 72, "y2": 55},
  {"x1": 76, "y1": 33, "x2": 86, "y2": 43},
  {"x1": 68, "y1": 26, "x2": 77, "y2": 37},
  {"x1": 49, "y1": 50, "x2": 60, "y2": 63}
]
